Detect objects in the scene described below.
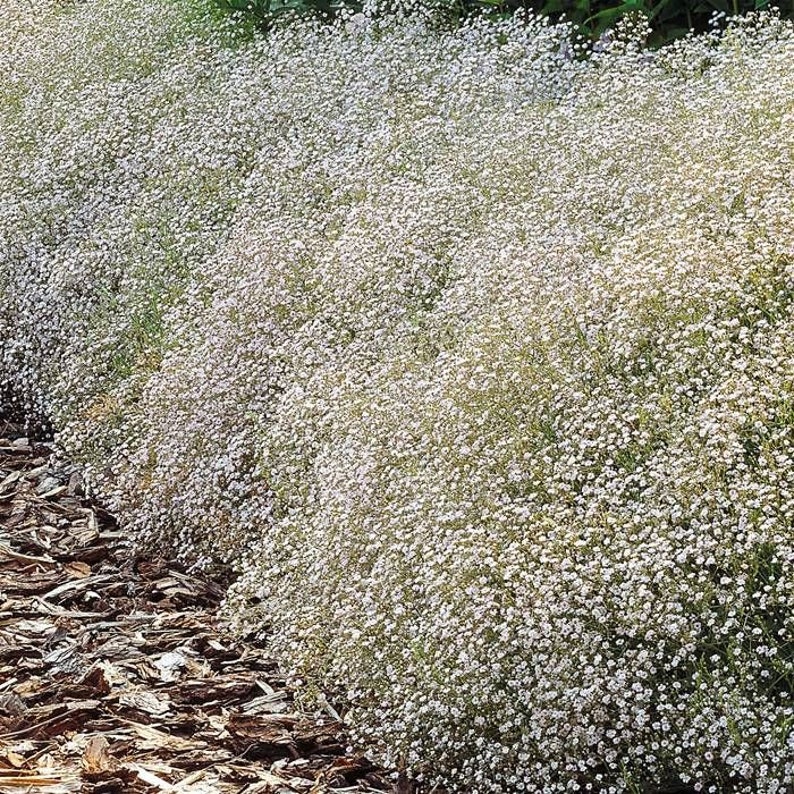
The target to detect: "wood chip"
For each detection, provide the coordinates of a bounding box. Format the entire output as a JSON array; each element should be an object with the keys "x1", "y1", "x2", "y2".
[{"x1": 81, "y1": 735, "x2": 116, "y2": 776}]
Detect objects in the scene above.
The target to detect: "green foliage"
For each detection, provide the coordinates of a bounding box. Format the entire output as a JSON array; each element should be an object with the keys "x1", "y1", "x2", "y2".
[
  {"x1": 214, "y1": 0, "x2": 359, "y2": 27},
  {"x1": 213, "y1": 0, "x2": 794, "y2": 44}
]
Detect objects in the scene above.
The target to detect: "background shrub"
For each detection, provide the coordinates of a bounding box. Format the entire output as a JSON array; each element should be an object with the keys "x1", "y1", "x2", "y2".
[{"x1": 213, "y1": 0, "x2": 794, "y2": 44}]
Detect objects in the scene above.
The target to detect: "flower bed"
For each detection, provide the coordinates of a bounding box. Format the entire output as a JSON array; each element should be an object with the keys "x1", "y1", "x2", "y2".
[{"x1": 2, "y1": 2, "x2": 793, "y2": 790}]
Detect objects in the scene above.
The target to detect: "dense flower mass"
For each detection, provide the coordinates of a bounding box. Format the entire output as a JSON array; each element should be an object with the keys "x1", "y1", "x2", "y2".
[{"x1": 2, "y1": 2, "x2": 794, "y2": 790}]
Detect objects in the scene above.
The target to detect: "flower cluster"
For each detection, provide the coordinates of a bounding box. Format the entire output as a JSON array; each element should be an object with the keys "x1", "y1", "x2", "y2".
[{"x1": 2, "y1": 3, "x2": 794, "y2": 790}]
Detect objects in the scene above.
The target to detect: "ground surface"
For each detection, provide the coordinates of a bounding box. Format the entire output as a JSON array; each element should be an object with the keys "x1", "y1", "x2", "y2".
[{"x1": 0, "y1": 424, "x2": 395, "y2": 794}]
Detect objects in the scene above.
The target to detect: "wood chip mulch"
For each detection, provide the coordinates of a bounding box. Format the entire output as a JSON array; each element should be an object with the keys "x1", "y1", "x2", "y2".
[{"x1": 0, "y1": 427, "x2": 396, "y2": 794}]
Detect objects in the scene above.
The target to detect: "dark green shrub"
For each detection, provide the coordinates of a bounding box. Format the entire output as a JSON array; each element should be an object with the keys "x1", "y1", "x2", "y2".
[{"x1": 213, "y1": 0, "x2": 794, "y2": 44}]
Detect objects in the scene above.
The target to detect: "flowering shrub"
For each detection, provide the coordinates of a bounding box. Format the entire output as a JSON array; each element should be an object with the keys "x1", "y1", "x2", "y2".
[{"x1": 2, "y1": 2, "x2": 794, "y2": 790}]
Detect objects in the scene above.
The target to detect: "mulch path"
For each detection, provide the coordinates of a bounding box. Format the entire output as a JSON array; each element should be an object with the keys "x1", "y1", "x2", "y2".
[{"x1": 0, "y1": 426, "x2": 396, "y2": 794}]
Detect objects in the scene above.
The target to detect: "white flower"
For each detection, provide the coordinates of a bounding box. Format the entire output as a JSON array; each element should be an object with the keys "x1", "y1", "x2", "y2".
[{"x1": 2, "y1": 3, "x2": 794, "y2": 790}]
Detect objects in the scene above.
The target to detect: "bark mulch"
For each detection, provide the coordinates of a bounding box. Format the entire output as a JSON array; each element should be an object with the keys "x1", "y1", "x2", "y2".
[{"x1": 0, "y1": 426, "x2": 396, "y2": 794}]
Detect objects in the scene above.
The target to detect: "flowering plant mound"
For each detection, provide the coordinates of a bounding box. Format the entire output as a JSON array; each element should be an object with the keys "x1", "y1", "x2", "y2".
[{"x1": 2, "y1": 2, "x2": 794, "y2": 790}]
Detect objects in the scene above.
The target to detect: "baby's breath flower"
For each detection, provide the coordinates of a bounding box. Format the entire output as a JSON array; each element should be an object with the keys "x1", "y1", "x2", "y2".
[{"x1": 2, "y1": 2, "x2": 794, "y2": 791}]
